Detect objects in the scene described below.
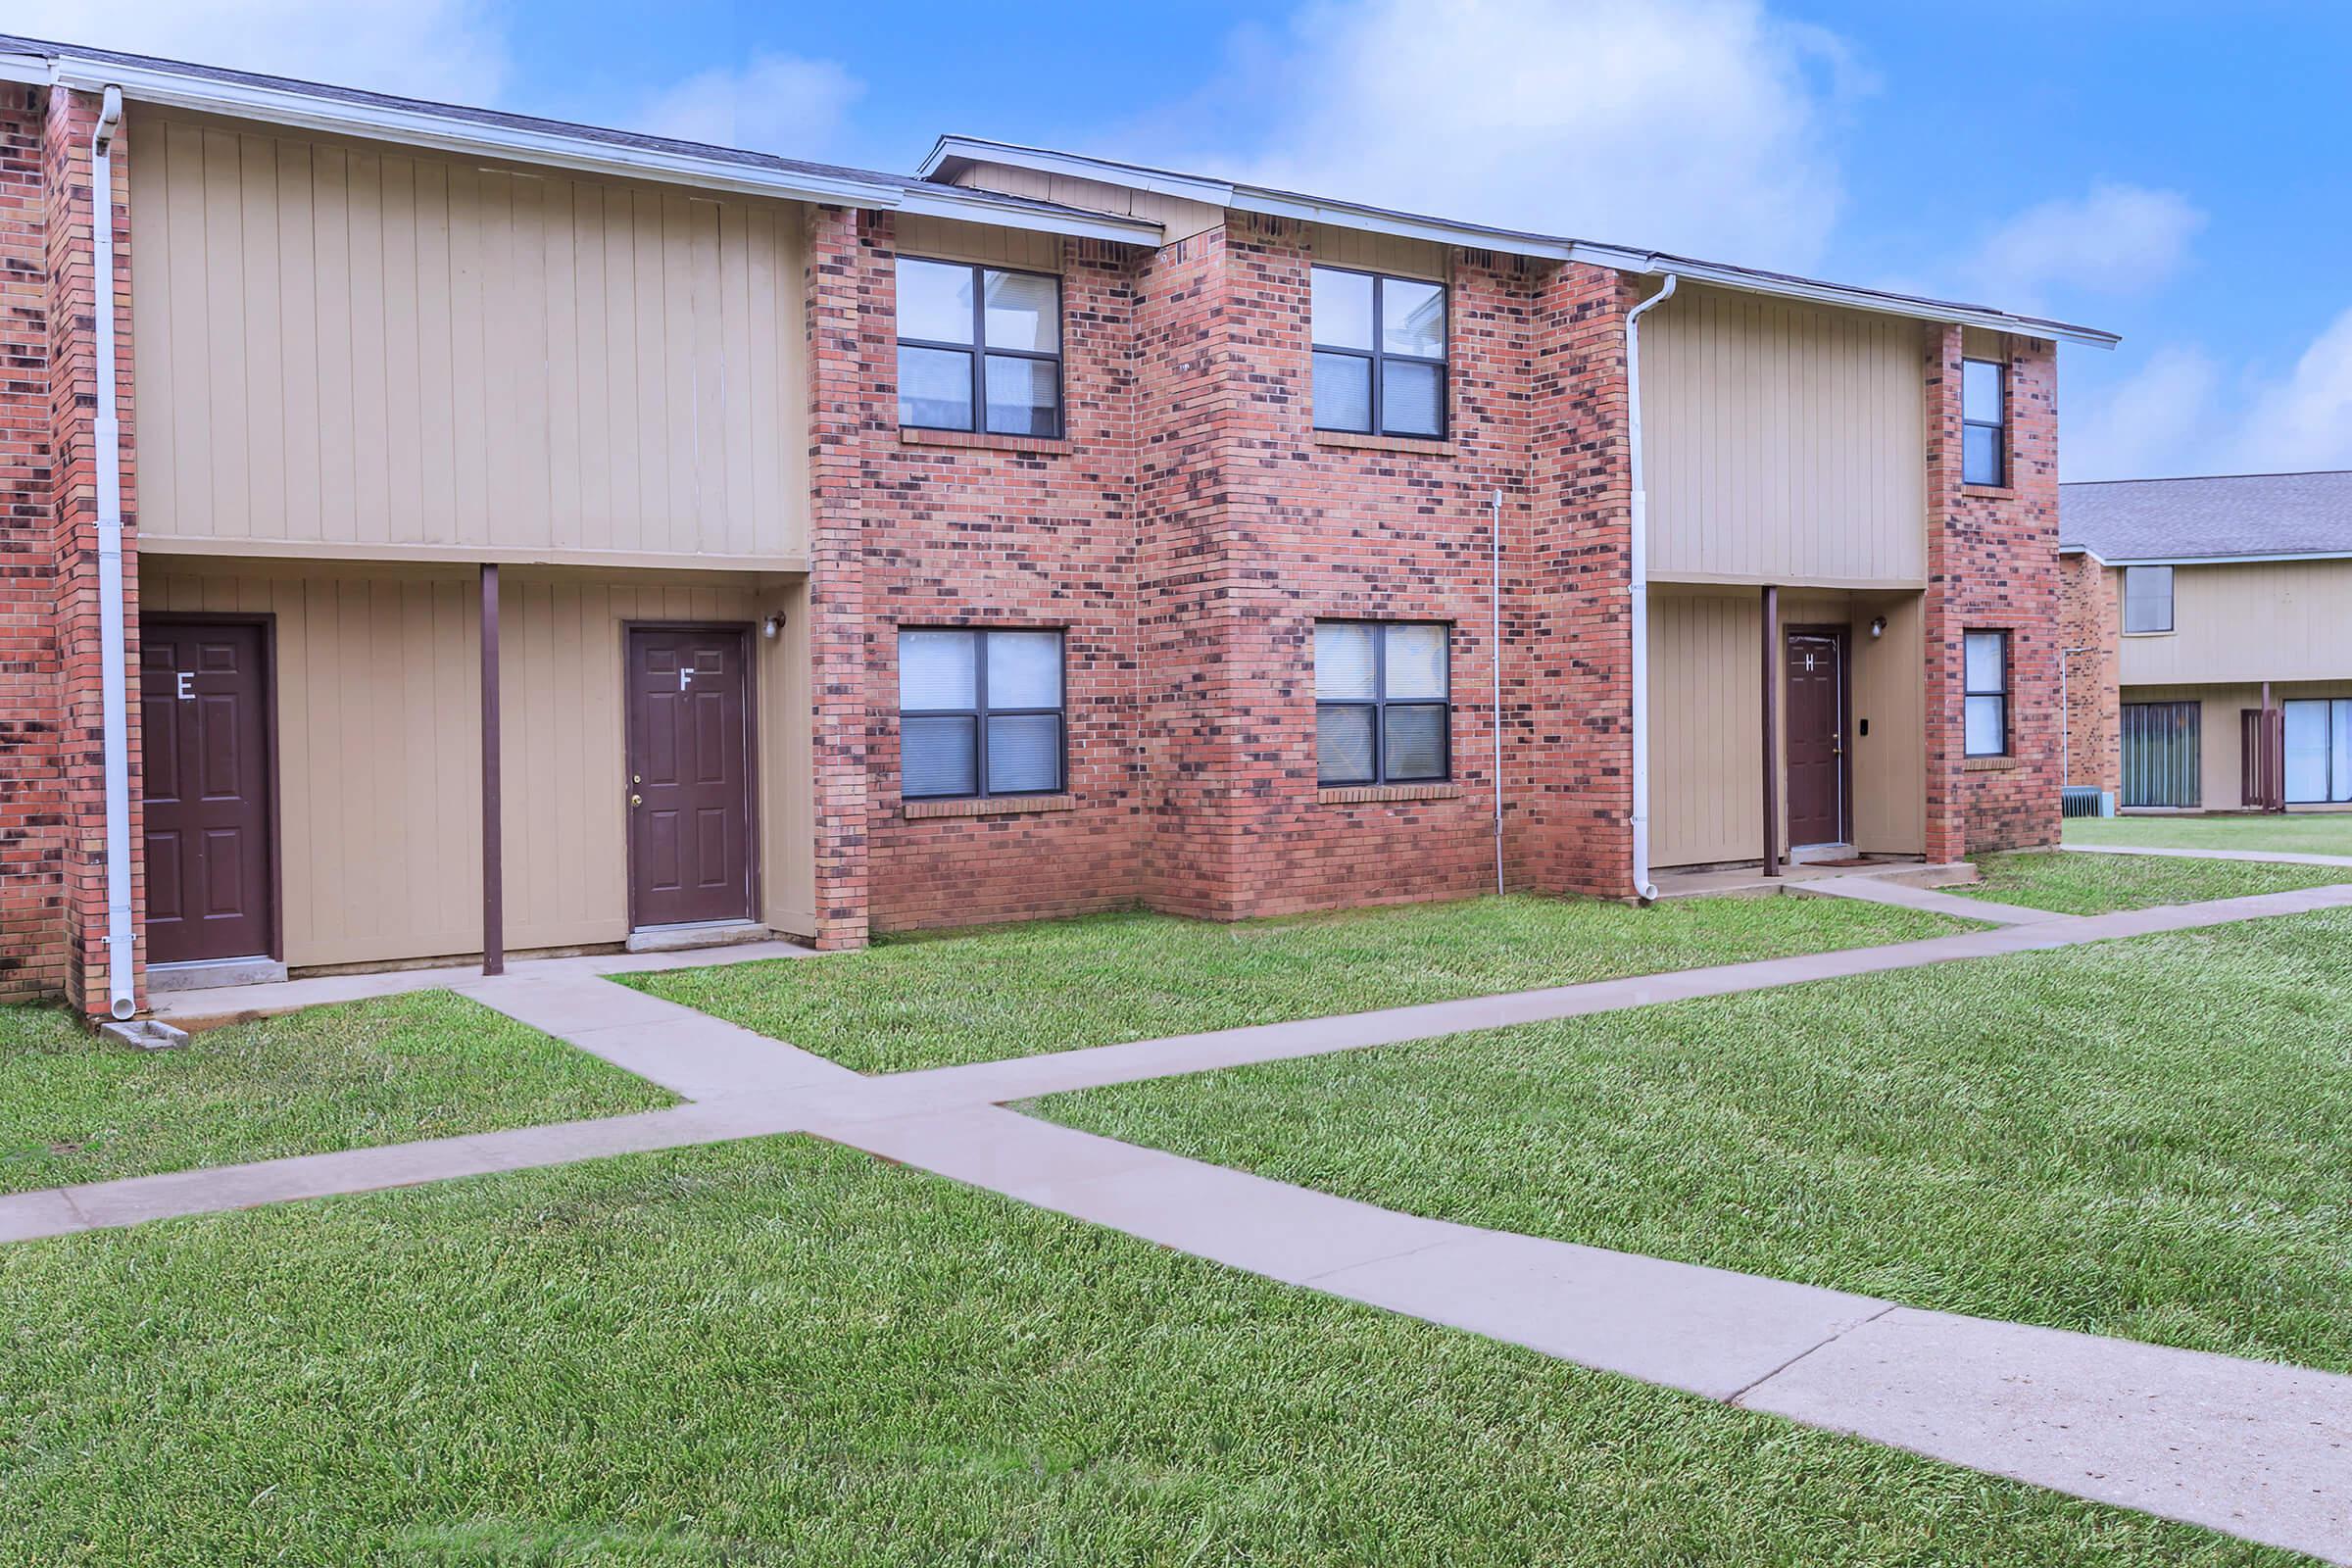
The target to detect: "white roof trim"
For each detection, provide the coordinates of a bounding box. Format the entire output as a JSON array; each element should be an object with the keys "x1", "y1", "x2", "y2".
[
  {"x1": 2091, "y1": 551, "x2": 2352, "y2": 567},
  {"x1": 922, "y1": 135, "x2": 2118, "y2": 348},
  {"x1": 36, "y1": 52, "x2": 1160, "y2": 241}
]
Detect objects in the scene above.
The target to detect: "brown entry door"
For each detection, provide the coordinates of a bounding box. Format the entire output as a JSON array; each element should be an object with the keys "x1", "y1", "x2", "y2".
[
  {"x1": 625, "y1": 626, "x2": 755, "y2": 928},
  {"x1": 1785, "y1": 630, "x2": 1847, "y2": 849},
  {"x1": 141, "y1": 618, "x2": 275, "y2": 964}
]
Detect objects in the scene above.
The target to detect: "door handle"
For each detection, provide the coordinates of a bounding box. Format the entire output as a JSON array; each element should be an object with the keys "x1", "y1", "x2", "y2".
[{"x1": 629, "y1": 793, "x2": 642, "y2": 808}]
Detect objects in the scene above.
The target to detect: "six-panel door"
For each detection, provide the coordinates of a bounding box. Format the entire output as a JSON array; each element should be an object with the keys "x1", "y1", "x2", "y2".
[
  {"x1": 625, "y1": 626, "x2": 755, "y2": 928},
  {"x1": 1784, "y1": 630, "x2": 1847, "y2": 849},
  {"x1": 140, "y1": 618, "x2": 275, "y2": 964}
]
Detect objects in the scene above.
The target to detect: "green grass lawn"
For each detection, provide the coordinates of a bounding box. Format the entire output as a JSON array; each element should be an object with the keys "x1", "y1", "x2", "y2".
[
  {"x1": 1, "y1": 991, "x2": 674, "y2": 1195},
  {"x1": 1043, "y1": 907, "x2": 2352, "y2": 1377},
  {"x1": 1959, "y1": 849, "x2": 2352, "y2": 914},
  {"x1": 0, "y1": 1137, "x2": 2299, "y2": 1566},
  {"x1": 623, "y1": 894, "x2": 1969, "y2": 1075},
  {"x1": 2068, "y1": 813, "x2": 2352, "y2": 858}
]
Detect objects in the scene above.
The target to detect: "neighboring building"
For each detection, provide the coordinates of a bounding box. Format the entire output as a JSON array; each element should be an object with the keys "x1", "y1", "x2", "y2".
[
  {"x1": 0, "y1": 36, "x2": 2112, "y2": 1017},
  {"x1": 2061, "y1": 471, "x2": 2352, "y2": 813}
]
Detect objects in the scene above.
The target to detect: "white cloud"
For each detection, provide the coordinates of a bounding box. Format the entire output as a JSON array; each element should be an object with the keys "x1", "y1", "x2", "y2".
[
  {"x1": 1151, "y1": 0, "x2": 1864, "y2": 274},
  {"x1": 2063, "y1": 346, "x2": 2222, "y2": 481},
  {"x1": 2234, "y1": 306, "x2": 2352, "y2": 472},
  {"x1": 1967, "y1": 182, "x2": 2205, "y2": 307},
  {"x1": 2066, "y1": 309, "x2": 2352, "y2": 481},
  {"x1": 10, "y1": 0, "x2": 512, "y2": 105},
  {"x1": 627, "y1": 53, "x2": 864, "y2": 157}
]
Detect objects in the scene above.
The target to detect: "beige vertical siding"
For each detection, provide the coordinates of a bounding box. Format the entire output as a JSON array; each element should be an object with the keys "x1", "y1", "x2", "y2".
[
  {"x1": 1648, "y1": 589, "x2": 1765, "y2": 866},
  {"x1": 1308, "y1": 224, "x2": 1447, "y2": 279},
  {"x1": 1641, "y1": 285, "x2": 1928, "y2": 586},
  {"x1": 1647, "y1": 587, "x2": 1925, "y2": 866},
  {"x1": 2118, "y1": 560, "x2": 2352, "y2": 686},
  {"x1": 142, "y1": 562, "x2": 811, "y2": 967},
  {"x1": 895, "y1": 214, "x2": 1060, "y2": 271},
  {"x1": 1847, "y1": 592, "x2": 1926, "y2": 855},
  {"x1": 129, "y1": 112, "x2": 808, "y2": 564},
  {"x1": 760, "y1": 578, "x2": 817, "y2": 936}
]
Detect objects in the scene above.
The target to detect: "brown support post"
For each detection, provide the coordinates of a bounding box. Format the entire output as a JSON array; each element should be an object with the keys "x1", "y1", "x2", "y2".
[
  {"x1": 2263, "y1": 680, "x2": 2281, "y2": 814},
  {"x1": 480, "y1": 564, "x2": 504, "y2": 975},
  {"x1": 1761, "y1": 584, "x2": 1780, "y2": 876}
]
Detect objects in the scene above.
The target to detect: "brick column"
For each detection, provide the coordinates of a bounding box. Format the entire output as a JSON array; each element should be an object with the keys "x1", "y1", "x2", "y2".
[
  {"x1": 0, "y1": 91, "x2": 64, "y2": 1003},
  {"x1": 1520, "y1": 261, "x2": 1639, "y2": 896},
  {"x1": 2058, "y1": 551, "x2": 2121, "y2": 797},
  {"x1": 804, "y1": 203, "x2": 873, "y2": 950},
  {"x1": 43, "y1": 87, "x2": 142, "y2": 1013},
  {"x1": 1923, "y1": 324, "x2": 2063, "y2": 861}
]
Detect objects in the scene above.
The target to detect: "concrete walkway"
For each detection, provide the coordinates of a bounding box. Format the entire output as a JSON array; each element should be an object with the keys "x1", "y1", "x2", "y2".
[
  {"x1": 1789, "y1": 871, "x2": 2062, "y2": 926},
  {"x1": 2067, "y1": 841, "x2": 2352, "y2": 868},
  {"x1": 8, "y1": 879, "x2": 2352, "y2": 1559}
]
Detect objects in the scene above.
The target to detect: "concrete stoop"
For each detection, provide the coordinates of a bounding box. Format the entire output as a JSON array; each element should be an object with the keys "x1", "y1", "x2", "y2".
[{"x1": 623, "y1": 920, "x2": 774, "y2": 956}]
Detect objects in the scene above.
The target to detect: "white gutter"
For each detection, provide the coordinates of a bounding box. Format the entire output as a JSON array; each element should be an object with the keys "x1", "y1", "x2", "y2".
[
  {"x1": 37, "y1": 56, "x2": 1158, "y2": 244},
  {"x1": 90, "y1": 83, "x2": 135, "y2": 1019},
  {"x1": 1624, "y1": 274, "x2": 1678, "y2": 903}
]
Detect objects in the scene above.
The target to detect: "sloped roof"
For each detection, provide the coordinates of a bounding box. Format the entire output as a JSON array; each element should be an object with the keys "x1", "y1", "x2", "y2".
[{"x1": 2059, "y1": 471, "x2": 2352, "y2": 563}]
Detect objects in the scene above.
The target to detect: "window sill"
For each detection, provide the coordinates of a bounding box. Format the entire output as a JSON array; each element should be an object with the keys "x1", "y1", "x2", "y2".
[
  {"x1": 1313, "y1": 430, "x2": 1458, "y2": 458},
  {"x1": 1318, "y1": 782, "x2": 1463, "y2": 805},
  {"x1": 2120, "y1": 630, "x2": 2176, "y2": 639},
  {"x1": 1962, "y1": 756, "x2": 2019, "y2": 772},
  {"x1": 900, "y1": 427, "x2": 1070, "y2": 457},
  {"x1": 1961, "y1": 484, "x2": 2018, "y2": 500},
  {"x1": 903, "y1": 794, "x2": 1075, "y2": 819}
]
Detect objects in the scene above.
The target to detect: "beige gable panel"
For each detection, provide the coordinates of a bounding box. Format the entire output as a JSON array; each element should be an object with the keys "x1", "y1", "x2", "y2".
[
  {"x1": 2119, "y1": 560, "x2": 2352, "y2": 686},
  {"x1": 1642, "y1": 286, "x2": 1928, "y2": 586},
  {"x1": 948, "y1": 161, "x2": 1224, "y2": 240},
  {"x1": 129, "y1": 113, "x2": 808, "y2": 563}
]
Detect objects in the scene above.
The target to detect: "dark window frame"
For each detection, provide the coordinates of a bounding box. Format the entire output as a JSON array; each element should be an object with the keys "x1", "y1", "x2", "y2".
[
  {"x1": 1314, "y1": 619, "x2": 1453, "y2": 787},
  {"x1": 897, "y1": 627, "x2": 1067, "y2": 801},
  {"x1": 1309, "y1": 264, "x2": 1450, "y2": 439},
  {"x1": 1961, "y1": 357, "x2": 2008, "y2": 487},
  {"x1": 2122, "y1": 564, "x2": 2175, "y2": 634},
  {"x1": 895, "y1": 258, "x2": 1066, "y2": 439},
  {"x1": 1962, "y1": 628, "x2": 2011, "y2": 758}
]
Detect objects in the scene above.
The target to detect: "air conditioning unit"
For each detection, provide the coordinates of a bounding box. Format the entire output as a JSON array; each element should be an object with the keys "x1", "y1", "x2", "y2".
[{"x1": 2061, "y1": 786, "x2": 2114, "y2": 818}]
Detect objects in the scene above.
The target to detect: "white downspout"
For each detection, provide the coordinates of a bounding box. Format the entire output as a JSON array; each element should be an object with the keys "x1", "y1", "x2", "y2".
[
  {"x1": 1624, "y1": 273, "x2": 1677, "y2": 903},
  {"x1": 1491, "y1": 488, "x2": 1504, "y2": 896},
  {"x1": 91, "y1": 85, "x2": 136, "y2": 1020}
]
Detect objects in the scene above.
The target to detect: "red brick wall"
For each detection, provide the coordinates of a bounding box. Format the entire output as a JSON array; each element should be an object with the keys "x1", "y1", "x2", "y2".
[
  {"x1": 2058, "y1": 551, "x2": 2120, "y2": 795},
  {"x1": 1923, "y1": 326, "x2": 2062, "y2": 859},
  {"x1": 809, "y1": 209, "x2": 1150, "y2": 935},
  {"x1": 0, "y1": 92, "x2": 63, "y2": 1002}
]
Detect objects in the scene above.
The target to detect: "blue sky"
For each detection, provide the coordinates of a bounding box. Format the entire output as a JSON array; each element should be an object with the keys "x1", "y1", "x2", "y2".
[{"x1": 31, "y1": 0, "x2": 2352, "y2": 481}]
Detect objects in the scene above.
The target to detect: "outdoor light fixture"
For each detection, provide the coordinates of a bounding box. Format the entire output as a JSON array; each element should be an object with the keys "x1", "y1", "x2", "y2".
[
  {"x1": 1870, "y1": 616, "x2": 1887, "y2": 639},
  {"x1": 762, "y1": 612, "x2": 787, "y2": 639}
]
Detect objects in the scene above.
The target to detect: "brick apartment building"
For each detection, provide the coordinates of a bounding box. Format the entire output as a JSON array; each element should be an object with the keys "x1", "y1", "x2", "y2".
[{"x1": 0, "y1": 35, "x2": 2114, "y2": 1018}]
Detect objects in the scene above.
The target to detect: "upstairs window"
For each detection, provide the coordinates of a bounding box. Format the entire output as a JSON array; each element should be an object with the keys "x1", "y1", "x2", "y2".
[
  {"x1": 2123, "y1": 564, "x2": 2175, "y2": 634},
  {"x1": 1315, "y1": 621, "x2": 1450, "y2": 786},
  {"x1": 896, "y1": 258, "x2": 1062, "y2": 438},
  {"x1": 1962, "y1": 358, "x2": 2006, "y2": 486},
  {"x1": 899, "y1": 628, "x2": 1065, "y2": 800},
  {"x1": 1963, "y1": 630, "x2": 2010, "y2": 758},
  {"x1": 1311, "y1": 267, "x2": 1448, "y2": 438}
]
